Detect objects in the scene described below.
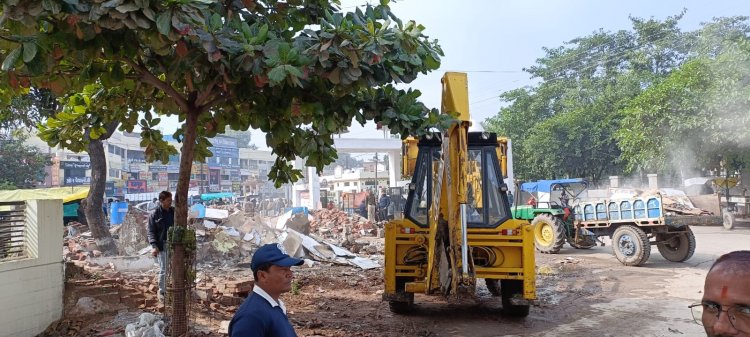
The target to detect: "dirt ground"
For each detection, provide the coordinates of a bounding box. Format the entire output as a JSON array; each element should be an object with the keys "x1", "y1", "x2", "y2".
[{"x1": 45, "y1": 225, "x2": 750, "y2": 337}]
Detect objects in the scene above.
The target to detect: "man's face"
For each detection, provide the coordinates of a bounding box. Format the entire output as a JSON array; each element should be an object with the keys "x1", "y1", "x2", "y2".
[
  {"x1": 701, "y1": 267, "x2": 750, "y2": 337},
  {"x1": 160, "y1": 196, "x2": 172, "y2": 209},
  {"x1": 259, "y1": 265, "x2": 294, "y2": 295}
]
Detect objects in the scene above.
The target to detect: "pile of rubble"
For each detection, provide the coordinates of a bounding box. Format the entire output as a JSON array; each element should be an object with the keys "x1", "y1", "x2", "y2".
[{"x1": 308, "y1": 208, "x2": 378, "y2": 242}]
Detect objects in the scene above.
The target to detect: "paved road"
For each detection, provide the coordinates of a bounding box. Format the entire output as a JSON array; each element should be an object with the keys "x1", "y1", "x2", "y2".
[{"x1": 525, "y1": 225, "x2": 750, "y2": 337}]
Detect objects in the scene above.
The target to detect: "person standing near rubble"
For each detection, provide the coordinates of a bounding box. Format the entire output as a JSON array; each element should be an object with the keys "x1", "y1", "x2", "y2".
[
  {"x1": 367, "y1": 188, "x2": 377, "y2": 220},
  {"x1": 378, "y1": 190, "x2": 392, "y2": 221},
  {"x1": 690, "y1": 250, "x2": 750, "y2": 336},
  {"x1": 77, "y1": 199, "x2": 88, "y2": 226},
  {"x1": 147, "y1": 190, "x2": 174, "y2": 302},
  {"x1": 148, "y1": 197, "x2": 159, "y2": 211},
  {"x1": 260, "y1": 199, "x2": 268, "y2": 217},
  {"x1": 229, "y1": 243, "x2": 304, "y2": 337}
]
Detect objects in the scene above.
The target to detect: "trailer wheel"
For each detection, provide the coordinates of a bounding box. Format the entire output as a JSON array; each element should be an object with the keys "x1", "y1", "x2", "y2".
[
  {"x1": 656, "y1": 228, "x2": 696, "y2": 262},
  {"x1": 723, "y1": 209, "x2": 735, "y2": 230},
  {"x1": 532, "y1": 214, "x2": 566, "y2": 254},
  {"x1": 485, "y1": 279, "x2": 501, "y2": 296},
  {"x1": 612, "y1": 225, "x2": 651, "y2": 266},
  {"x1": 501, "y1": 280, "x2": 530, "y2": 317}
]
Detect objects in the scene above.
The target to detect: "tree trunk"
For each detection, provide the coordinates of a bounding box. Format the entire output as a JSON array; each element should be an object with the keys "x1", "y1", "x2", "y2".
[
  {"x1": 84, "y1": 137, "x2": 117, "y2": 255},
  {"x1": 170, "y1": 109, "x2": 199, "y2": 336}
]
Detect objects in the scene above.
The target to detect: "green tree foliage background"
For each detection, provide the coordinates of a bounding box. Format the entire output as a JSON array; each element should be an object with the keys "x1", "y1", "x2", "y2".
[
  {"x1": 486, "y1": 12, "x2": 750, "y2": 183},
  {"x1": 0, "y1": 132, "x2": 49, "y2": 189}
]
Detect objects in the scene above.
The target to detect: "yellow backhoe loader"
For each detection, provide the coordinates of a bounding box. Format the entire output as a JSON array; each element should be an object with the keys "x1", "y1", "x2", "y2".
[{"x1": 383, "y1": 72, "x2": 536, "y2": 316}]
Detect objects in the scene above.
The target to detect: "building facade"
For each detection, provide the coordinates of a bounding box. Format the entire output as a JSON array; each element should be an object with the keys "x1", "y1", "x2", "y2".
[{"x1": 26, "y1": 132, "x2": 280, "y2": 199}]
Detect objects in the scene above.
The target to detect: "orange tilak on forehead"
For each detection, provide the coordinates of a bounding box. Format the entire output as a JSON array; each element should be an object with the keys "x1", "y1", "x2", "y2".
[{"x1": 721, "y1": 285, "x2": 729, "y2": 299}]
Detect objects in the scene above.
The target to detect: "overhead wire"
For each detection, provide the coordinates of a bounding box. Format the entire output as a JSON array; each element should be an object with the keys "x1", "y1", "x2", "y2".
[{"x1": 467, "y1": 27, "x2": 704, "y2": 107}]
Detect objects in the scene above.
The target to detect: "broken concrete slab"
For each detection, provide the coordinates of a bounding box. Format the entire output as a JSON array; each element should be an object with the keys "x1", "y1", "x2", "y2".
[
  {"x1": 284, "y1": 228, "x2": 380, "y2": 269},
  {"x1": 348, "y1": 256, "x2": 380, "y2": 270},
  {"x1": 205, "y1": 208, "x2": 229, "y2": 220},
  {"x1": 211, "y1": 231, "x2": 239, "y2": 254}
]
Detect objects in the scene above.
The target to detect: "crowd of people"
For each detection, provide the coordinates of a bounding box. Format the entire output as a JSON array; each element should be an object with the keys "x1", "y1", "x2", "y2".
[{"x1": 354, "y1": 188, "x2": 401, "y2": 222}]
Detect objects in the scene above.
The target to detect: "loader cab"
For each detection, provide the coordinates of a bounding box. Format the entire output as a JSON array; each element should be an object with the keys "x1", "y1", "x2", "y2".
[{"x1": 405, "y1": 132, "x2": 512, "y2": 229}]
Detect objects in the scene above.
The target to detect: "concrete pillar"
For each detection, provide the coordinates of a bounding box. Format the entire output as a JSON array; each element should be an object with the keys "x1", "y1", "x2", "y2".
[
  {"x1": 291, "y1": 158, "x2": 303, "y2": 207},
  {"x1": 307, "y1": 166, "x2": 320, "y2": 209},
  {"x1": 506, "y1": 139, "x2": 515, "y2": 198},
  {"x1": 609, "y1": 176, "x2": 620, "y2": 188},
  {"x1": 388, "y1": 150, "x2": 399, "y2": 187},
  {"x1": 647, "y1": 174, "x2": 658, "y2": 189}
]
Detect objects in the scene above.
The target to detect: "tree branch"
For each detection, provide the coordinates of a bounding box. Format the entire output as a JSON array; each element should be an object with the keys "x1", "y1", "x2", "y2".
[
  {"x1": 199, "y1": 93, "x2": 231, "y2": 114},
  {"x1": 103, "y1": 120, "x2": 120, "y2": 139},
  {"x1": 195, "y1": 78, "x2": 220, "y2": 107},
  {"x1": 123, "y1": 58, "x2": 190, "y2": 113}
]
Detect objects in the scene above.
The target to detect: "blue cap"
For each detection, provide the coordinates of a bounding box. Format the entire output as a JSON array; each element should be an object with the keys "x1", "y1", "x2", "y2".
[{"x1": 251, "y1": 243, "x2": 304, "y2": 272}]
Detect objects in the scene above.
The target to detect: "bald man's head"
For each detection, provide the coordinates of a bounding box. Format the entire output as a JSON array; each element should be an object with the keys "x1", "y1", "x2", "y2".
[{"x1": 709, "y1": 250, "x2": 750, "y2": 276}]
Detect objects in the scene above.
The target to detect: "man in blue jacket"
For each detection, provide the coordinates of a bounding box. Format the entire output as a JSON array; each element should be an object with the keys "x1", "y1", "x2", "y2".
[
  {"x1": 147, "y1": 191, "x2": 174, "y2": 301},
  {"x1": 229, "y1": 243, "x2": 304, "y2": 337}
]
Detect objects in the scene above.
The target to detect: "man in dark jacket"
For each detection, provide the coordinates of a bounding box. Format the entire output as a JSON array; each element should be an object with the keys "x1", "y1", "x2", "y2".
[
  {"x1": 76, "y1": 199, "x2": 88, "y2": 226},
  {"x1": 147, "y1": 191, "x2": 174, "y2": 300},
  {"x1": 229, "y1": 243, "x2": 303, "y2": 337},
  {"x1": 378, "y1": 190, "x2": 392, "y2": 221}
]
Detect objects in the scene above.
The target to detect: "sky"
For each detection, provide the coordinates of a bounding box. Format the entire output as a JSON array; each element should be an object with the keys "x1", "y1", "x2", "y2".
[{"x1": 161, "y1": 0, "x2": 750, "y2": 149}]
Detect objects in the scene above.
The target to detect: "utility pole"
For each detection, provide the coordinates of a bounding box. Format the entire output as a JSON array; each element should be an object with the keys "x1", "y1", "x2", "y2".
[
  {"x1": 374, "y1": 152, "x2": 378, "y2": 189},
  {"x1": 201, "y1": 162, "x2": 205, "y2": 194}
]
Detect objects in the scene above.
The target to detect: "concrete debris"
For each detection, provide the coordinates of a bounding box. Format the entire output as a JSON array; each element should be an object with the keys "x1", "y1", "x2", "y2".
[
  {"x1": 286, "y1": 228, "x2": 380, "y2": 269},
  {"x1": 609, "y1": 188, "x2": 715, "y2": 215},
  {"x1": 117, "y1": 211, "x2": 150, "y2": 256},
  {"x1": 205, "y1": 208, "x2": 229, "y2": 220},
  {"x1": 220, "y1": 226, "x2": 241, "y2": 237},
  {"x1": 211, "y1": 231, "x2": 239, "y2": 254},
  {"x1": 348, "y1": 256, "x2": 380, "y2": 270},
  {"x1": 56, "y1": 204, "x2": 386, "y2": 333},
  {"x1": 73, "y1": 297, "x2": 115, "y2": 315},
  {"x1": 124, "y1": 313, "x2": 165, "y2": 337}
]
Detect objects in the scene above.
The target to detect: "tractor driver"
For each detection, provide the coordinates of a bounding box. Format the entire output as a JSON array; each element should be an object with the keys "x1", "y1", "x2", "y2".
[{"x1": 560, "y1": 190, "x2": 570, "y2": 208}]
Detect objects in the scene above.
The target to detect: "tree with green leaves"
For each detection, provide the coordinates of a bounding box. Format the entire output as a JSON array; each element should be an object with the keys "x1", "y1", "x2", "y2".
[
  {"x1": 0, "y1": 87, "x2": 57, "y2": 130},
  {"x1": 617, "y1": 17, "x2": 750, "y2": 179},
  {"x1": 37, "y1": 83, "x2": 156, "y2": 254},
  {"x1": 0, "y1": 0, "x2": 448, "y2": 331},
  {"x1": 0, "y1": 132, "x2": 49, "y2": 189},
  {"x1": 485, "y1": 12, "x2": 699, "y2": 183}
]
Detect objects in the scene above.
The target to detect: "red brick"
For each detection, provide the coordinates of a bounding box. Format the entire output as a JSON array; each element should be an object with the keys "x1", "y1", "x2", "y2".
[{"x1": 220, "y1": 295, "x2": 243, "y2": 306}]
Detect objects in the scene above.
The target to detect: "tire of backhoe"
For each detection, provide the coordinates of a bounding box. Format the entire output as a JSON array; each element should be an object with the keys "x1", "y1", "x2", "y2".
[
  {"x1": 657, "y1": 228, "x2": 696, "y2": 262},
  {"x1": 501, "y1": 280, "x2": 530, "y2": 317},
  {"x1": 485, "y1": 279, "x2": 501, "y2": 297},
  {"x1": 532, "y1": 214, "x2": 566, "y2": 254},
  {"x1": 612, "y1": 225, "x2": 651, "y2": 266},
  {"x1": 723, "y1": 209, "x2": 735, "y2": 230}
]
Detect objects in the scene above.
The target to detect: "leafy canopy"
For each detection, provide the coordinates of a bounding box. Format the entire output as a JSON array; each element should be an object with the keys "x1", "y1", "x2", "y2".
[
  {"x1": 0, "y1": 132, "x2": 49, "y2": 189},
  {"x1": 486, "y1": 12, "x2": 750, "y2": 182},
  {"x1": 0, "y1": 0, "x2": 451, "y2": 187}
]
